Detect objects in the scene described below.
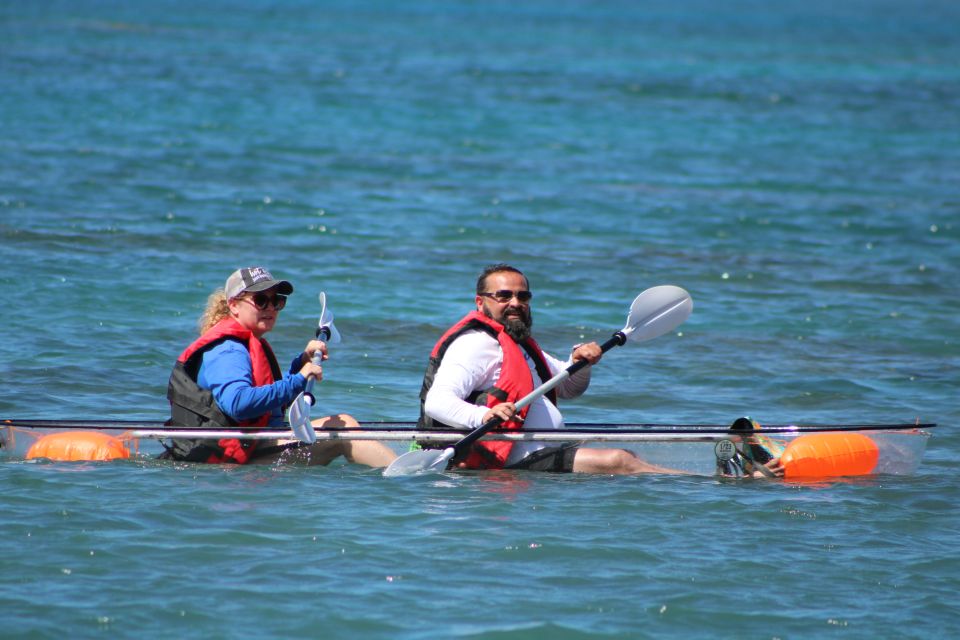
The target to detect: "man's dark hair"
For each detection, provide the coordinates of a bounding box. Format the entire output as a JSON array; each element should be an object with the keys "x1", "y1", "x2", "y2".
[{"x1": 476, "y1": 263, "x2": 528, "y2": 295}]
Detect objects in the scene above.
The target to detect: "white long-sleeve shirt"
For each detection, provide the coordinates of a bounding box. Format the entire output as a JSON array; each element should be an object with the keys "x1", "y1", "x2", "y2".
[{"x1": 423, "y1": 329, "x2": 592, "y2": 465}]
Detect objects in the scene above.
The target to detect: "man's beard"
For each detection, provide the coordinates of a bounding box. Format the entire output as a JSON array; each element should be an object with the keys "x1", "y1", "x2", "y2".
[
  {"x1": 483, "y1": 304, "x2": 533, "y2": 342},
  {"x1": 502, "y1": 316, "x2": 532, "y2": 342}
]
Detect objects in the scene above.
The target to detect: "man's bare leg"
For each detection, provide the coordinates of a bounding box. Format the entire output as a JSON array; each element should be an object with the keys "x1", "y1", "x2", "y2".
[{"x1": 572, "y1": 447, "x2": 681, "y2": 475}]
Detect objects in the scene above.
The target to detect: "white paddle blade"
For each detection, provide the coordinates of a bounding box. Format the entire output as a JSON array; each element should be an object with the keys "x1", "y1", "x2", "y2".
[
  {"x1": 383, "y1": 447, "x2": 454, "y2": 477},
  {"x1": 286, "y1": 394, "x2": 317, "y2": 444},
  {"x1": 622, "y1": 285, "x2": 693, "y2": 342},
  {"x1": 318, "y1": 292, "x2": 342, "y2": 344},
  {"x1": 321, "y1": 318, "x2": 341, "y2": 344}
]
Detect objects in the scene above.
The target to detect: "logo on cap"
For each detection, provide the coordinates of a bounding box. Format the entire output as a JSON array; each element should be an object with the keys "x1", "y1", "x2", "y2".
[{"x1": 243, "y1": 267, "x2": 272, "y2": 286}]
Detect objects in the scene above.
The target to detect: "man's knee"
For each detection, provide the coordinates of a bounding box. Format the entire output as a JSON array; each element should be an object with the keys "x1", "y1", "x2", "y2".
[
  {"x1": 608, "y1": 449, "x2": 639, "y2": 471},
  {"x1": 574, "y1": 448, "x2": 638, "y2": 474}
]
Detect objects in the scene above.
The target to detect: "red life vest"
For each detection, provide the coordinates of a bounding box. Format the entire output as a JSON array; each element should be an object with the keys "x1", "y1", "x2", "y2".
[
  {"x1": 417, "y1": 311, "x2": 556, "y2": 469},
  {"x1": 169, "y1": 317, "x2": 282, "y2": 463}
]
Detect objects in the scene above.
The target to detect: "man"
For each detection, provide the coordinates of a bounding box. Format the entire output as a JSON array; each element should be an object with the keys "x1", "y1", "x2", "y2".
[{"x1": 418, "y1": 263, "x2": 672, "y2": 474}]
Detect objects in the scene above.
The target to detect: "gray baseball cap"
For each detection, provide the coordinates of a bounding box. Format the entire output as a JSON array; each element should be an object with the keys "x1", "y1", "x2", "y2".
[{"x1": 224, "y1": 267, "x2": 294, "y2": 300}]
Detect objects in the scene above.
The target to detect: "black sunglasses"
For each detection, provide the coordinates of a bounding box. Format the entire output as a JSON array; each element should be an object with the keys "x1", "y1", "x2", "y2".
[
  {"x1": 480, "y1": 289, "x2": 533, "y2": 303},
  {"x1": 245, "y1": 292, "x2": 287, "y2": 311}
]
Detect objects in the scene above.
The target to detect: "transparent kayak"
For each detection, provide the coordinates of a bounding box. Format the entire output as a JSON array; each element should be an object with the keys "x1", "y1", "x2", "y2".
[{"x1": 1, "y1": 419, "x2": 933, "y2": 478}]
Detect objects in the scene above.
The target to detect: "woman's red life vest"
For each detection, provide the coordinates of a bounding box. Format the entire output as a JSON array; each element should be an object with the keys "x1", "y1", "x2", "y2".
[
  {"x1": 417, "y1": 311, "x2": 557, "y2": 469},
  {"x1": 167, "y1": 317, "x2": 283, "y2": 463}
]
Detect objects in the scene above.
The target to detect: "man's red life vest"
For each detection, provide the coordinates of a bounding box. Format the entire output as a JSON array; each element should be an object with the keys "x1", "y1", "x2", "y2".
[
  {"x1": 417, "y1": 311, "x2": 557, "y2": 469},
  {"x1": 167, "y1": 317, "x2": 283, "y2": 464}
]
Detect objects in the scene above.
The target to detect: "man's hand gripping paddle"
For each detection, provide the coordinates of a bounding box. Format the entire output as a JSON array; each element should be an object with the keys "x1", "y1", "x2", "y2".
[
  {"x1": 383, "y1": 285, "x2": 694, "y2": 477},
  {"x1": 287, "y1": 292, "x2": 341, "y2": 444}
]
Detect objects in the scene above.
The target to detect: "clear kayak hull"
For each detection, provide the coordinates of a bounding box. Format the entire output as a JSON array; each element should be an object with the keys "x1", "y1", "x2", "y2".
[{"x1": 1, "y1": 419, "x2": 933, "y2": 477}]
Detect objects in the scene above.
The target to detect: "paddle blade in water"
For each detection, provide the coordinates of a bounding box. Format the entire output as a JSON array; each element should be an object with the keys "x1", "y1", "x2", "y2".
[
  {"x1": 383, "y1": 447, "x2": 454, "y2": 477},
  {"x1": 622, "y1": 285, "x2": 693, "y2": 343},
  {"x1": 287, "y1": 394, "x2": 317, "y2": 444},
  {"x1": 781, "y1": 432, "x2": 879, "y2": 478}
]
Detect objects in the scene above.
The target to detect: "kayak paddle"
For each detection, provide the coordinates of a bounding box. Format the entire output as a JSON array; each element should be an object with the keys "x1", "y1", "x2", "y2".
[
  {"x1": 383, "y1": 284, "x2": 694, "y2": 477},
  {"x1": 287, "y1": 291, "x2": 341, "y2": 444}
]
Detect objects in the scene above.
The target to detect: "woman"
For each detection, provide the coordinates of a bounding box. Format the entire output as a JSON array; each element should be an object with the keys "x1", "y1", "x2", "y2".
[{"x1": 164, "y1": 266, "x2": 395, "y2": 467}]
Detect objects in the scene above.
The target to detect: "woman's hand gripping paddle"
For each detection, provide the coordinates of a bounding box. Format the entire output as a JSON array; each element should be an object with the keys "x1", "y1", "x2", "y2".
[
  {"x1": 383, "y1": 285, "x2": 694, "y2": 477},
  {"x1": 287, "y1": 292, "x2": 341, "y2": 444}
]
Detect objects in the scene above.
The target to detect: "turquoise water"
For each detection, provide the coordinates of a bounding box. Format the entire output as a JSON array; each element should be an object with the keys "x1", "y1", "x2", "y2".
[{"x1": 2, "y1": 0, "x2": 959, "y2": 637}]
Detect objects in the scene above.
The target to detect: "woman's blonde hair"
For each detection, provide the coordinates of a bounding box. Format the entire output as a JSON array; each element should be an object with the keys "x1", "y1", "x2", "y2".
[{"x1": 199, "y1": 288, "x2": 232, "y2": 334}]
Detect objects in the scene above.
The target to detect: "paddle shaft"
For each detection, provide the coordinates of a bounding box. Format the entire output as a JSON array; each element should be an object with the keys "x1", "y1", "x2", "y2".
[
  {"x1": 285, "y1": 311, "x2": 335, "y2": 444},
  {"x1": 451, "y1": 330, "x2": 627, "y2": 458},
  {"x1": 303, "y1": 325, "x2": 333, "y2": 398}
]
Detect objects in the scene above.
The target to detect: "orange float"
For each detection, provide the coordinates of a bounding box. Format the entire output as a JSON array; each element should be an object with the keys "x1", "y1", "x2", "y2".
[
  {"x1": 26, "y1": 431, "x2": 131, "y2": 462},
  {"x1": 781, "y1": 432, "x2": 879, "y2": 479}
]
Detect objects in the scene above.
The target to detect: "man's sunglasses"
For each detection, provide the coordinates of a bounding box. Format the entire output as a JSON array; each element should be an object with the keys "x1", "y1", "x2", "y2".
[
  {"x1": 244, "y1": 292, "x2": 287, "y2": 311},
  {"x1": 480, "y1": 289, "x2": 533, "y2": 303}
]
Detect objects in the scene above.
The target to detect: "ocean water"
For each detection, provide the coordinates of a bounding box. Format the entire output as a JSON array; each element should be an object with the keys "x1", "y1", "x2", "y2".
[{"x1": 2, "y1": 0, "x2": 959, "y2": 637}]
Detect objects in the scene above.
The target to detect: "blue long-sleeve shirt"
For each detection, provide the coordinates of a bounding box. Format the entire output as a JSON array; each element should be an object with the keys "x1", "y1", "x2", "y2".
[{"x1": 196, "y1": 340, "x2": 308, "y2": 427}]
